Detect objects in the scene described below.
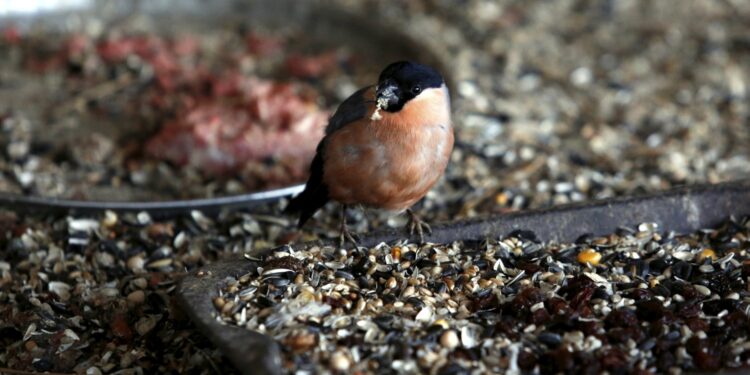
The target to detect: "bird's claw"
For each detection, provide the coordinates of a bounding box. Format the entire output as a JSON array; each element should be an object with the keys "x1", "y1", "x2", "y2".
[
  {"x1": 337, "y1": 205, "x2": 359, "y2": 248},
  {"x1": 338, "y1": 227, "x2": 359, "y2": 248},
  {"x1": 406, "y1": 210, "x2": 431, "y2": 244}
]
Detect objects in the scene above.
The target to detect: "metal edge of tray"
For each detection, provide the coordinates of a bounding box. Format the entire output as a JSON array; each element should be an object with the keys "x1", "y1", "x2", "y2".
[
  {"x1": 177, "y1": 179, "x2": 750, "y2": 375},
  {"x1": 0, "y1": 185, "x2": 305, "y2": 219}
]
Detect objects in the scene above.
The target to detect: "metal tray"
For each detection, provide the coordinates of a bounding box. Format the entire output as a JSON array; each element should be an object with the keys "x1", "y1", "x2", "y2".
[
  {"x1": 177, "y1": 179, "x2": 750, "y2": 375},
  {"x1": 0, "y1": 0, "x2": 451, "y2": 216}
]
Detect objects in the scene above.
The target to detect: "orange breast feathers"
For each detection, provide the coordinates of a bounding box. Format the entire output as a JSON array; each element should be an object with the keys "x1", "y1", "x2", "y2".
[{"x1": 322, "y1": 84, "x2": 453, "y2": 211}]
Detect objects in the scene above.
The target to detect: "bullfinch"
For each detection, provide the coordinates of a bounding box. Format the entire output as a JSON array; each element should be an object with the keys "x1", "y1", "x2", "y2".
[{"x1": 285, "y1": 61, "x2": 453, "y2": 245}]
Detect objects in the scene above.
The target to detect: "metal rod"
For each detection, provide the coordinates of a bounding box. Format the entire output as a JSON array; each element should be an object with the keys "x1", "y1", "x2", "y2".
[{"x1": 0, "y1": 184, "x2": 305, "y2": 218}]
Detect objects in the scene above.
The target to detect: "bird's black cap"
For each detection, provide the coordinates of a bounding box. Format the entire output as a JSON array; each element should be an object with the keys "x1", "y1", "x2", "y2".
[
  {"x1": 376, "y1": 61, "x2": 444, "y2": 112},
  {"x1": 378, "y1": 61, "x2": 443, "y2": 89}
]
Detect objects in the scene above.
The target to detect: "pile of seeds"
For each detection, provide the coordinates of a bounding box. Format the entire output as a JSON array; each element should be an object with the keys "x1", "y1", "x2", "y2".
[
  {"x1": 0, "y1": 207, "x2": 295, "y2": 374},
  {"x1": 217, "y1": 218, "x2": 750, "y2": 374},
  {"x1": 2, "y1": 0, "x2": 750, "y2": 374}
]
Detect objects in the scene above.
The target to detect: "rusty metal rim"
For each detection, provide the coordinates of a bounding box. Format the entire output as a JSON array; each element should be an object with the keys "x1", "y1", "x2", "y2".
[{"x1": 177, "y1": 179, "x2": 750, "y2": 375}]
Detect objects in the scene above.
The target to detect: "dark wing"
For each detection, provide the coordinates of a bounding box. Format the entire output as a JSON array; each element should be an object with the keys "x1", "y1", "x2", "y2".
[
  {"x1": 283, "y1": 144, "x2": 328, "y2": 228},
  {"x1": 284, "y1": 86, "x2": 372, "y2": 228},
  {"x1": 325, "y1": 86, "x2": 373, "y2": 135}
]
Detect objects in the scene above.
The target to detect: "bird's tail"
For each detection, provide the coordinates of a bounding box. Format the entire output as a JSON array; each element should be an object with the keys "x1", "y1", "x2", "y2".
[
  {"x1": 283, "y1": 153, "x2": 329, "y2": 228},
  {"x1": 284, "y1": 185, "x2": 328, "y2": 228}
]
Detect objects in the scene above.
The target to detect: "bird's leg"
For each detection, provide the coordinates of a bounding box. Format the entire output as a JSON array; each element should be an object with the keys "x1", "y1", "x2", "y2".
[
  {"x1": 406, "y1": 209, "x2": 432, "y2": 243},
  {"x1": 338, "y1": 204, "x2": 359, "y2": 248}
]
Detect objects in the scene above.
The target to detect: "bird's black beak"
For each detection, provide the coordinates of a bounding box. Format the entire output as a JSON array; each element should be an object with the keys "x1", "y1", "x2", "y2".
[{"x1": 375, "y1": 79, "x2": 400, "y2": 111}]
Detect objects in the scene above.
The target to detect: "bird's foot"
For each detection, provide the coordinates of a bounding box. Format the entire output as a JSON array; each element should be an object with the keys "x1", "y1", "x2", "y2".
[
  {"x1": 338, "y1": 225, "x2": 359, "y2": 248},
  {"x1": 338, "y1": 205, "x2": 359, "y2": 248},
  {"x1": 406, "y1": 209, "x2": 431, "y2": 244}
]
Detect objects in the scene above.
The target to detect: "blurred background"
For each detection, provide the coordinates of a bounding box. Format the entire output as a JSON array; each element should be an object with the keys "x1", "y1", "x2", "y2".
[{"x1": 0, "y1": 0, "x2": 749, "y2": 373}]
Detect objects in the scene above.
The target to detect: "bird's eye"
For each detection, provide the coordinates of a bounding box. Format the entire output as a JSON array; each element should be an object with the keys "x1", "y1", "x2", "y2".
[{"x1": 411, "y1": 85, "x2": 421, "y2": 95}]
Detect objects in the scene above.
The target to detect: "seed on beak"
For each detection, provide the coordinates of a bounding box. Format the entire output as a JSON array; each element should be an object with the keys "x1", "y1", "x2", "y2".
[{"x1": 371, "y1": 97, "x2": 388, "y2": 121}]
